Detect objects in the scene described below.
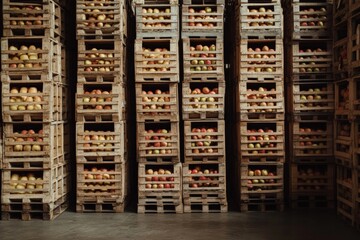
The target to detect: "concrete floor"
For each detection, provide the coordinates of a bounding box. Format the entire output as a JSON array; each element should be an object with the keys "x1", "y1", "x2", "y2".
[{"x1": 0, "y1": 210, "x2": 358, "y2": 240}]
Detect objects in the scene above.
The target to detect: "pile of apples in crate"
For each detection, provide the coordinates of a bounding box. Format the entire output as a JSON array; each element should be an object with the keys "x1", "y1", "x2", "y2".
[
  {"x1": 247, "y1": 45, "x2": 277, "y2": 73},
  {"x1": 142, "y1": 47, "x2": 171, "y2": 72},
  {"x1": 82, "y1": 89, "x2": 113, "y2": 110},
  {"x1": 83, "y1": 167, "x2": 116, "y2": 193},
  {"x1": 8, "y1": 5, "x2": 43, "y2": 26},
  {"x1": 246, "y1": 7, "x2": 275, "y2": 27},
  {"x1": 82, "y1": 131, "x2": 114, "y2": 152},
  {"x1": 338, "y1": 123, "x2": 351, "y2": 137},
  {"x1": 12, "y1": 129, "x2": 43, "y2": 152},
  {"x1": 187, "y1": 7, "x2": 217, "y2": 28},
  {"x1": 84, "y1": 48, "x2": 115, "y2": 72},
  {"x1": 299, "y1": 88, "x2": 328, "y2": 107},
  {"x1": 10, "y1": 173, "x2": 44, "y2": 192},
  {"x1": 298, "y1": 127, "x2": 326, "y2": 153},
  {"x1": 189, "y1": 44, "x2": 217, "y2": 72},
  {"x1": 188, "y1": 87, "x2": 218, "y2": 109},
  {"x1": 247, "y1": 87, "x2": 277, "y2": 112},
  {"x1": 188, "y1": 166, "x2": 219, "y2": 188},
  {"x1": 141, "y1": 8, "x2": 172, "y2": 28},
  {"x1": 145, "y1": 168, "x2": 175, "y2": 189},
  {"x1": 191, "y1": 127, "x2": 218, "y2": 154},
  {"x1": 144, "y1": 129, "x2": 173, "y2": 155},
  {"x1": 247, "y1": 128, "x2": 277, "y2": 154},
  {"x1": 8, "y1": 45, "x2": 42, "y2": 69},
  {"x1": 298, "y1": 48, "x2": 327, "y2": 73},
  {"x1": 297, "y1": 168, "x2": 327, "y2": 191},
  {"x1": 78, "y1": 2, "x2": 115, "y2": 28},
  {"x1": 9, "y1": 87, "x2": 43, "y2": 111},
  {"x1": 299, "y1": 7, "x2": 327, "y2": 27},
  {"x1": 247, "y1": 169, "x2": 277, "y2": 191},
  {"x1": 141, "y1": 89, "x2": 171, "y2": 111}
]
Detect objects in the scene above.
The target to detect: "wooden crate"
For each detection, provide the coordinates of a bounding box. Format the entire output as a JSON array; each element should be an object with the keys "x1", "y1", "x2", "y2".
[
  {"x1": 134, "y1": 0, "x2": 179, "y2": 5},
  {"x1": 353, "y1": 76, "x2": 360, "y2": 117},
  {"x1": 182, "y1": 81, "x2": 225, "y2": 120},
  {"x1": 337, "y1": 164, "x2": 357, "y2": 226},
  {"x1": 182, "y1": 0, "x2": 224, "y2": 4},
  {"x1": 335, "y1": 78, "x2": 353, "y2": 116},
  {"x1": 137, "y1": 121, "x2": 180, "y2": 163},
  {"x1": 334, "y1": 0, "x2": 349, "y2": 26},
  {"x1": 2, "y1": 82, "x2": 66, "y2": 122},
  {"x1": 291, "y1": 2, "x2": 332, "y2": 40},
  {"x1": 77, "y1": 74, "x2": 124, "y2": 84},
  {"x1": 237, "y1": 121, "x2": 285, "y2": 158},
  {"x1": 76, "y1": 198, "x2": 126, "y2": 213},
  {"x1": 137, "y1": 192, "x2": 183, "y2": 213},
  {"x1": 77, "y1": 39, "x2": 124, "y2": 76},
  {"x1": 183, "y1": 37, "x2": 224, "y2": 79},
  {"x1": 350, "y1": 16, "x2": 360, "y2": 72},
  {"x1": 236, "y1": 3, "x2": 283, "y2": 37},
  {"x1": 183, "y1": 192, "x2": 227, "y2": 213},
  {"x1": 2, "y1": 122, "x2": 67, "y2": 169},
  {"x1": 136, "y1": 3, "x2": 179, "y2": 38},
  {"x1": 291, "y1": 119, "x2": 333, "y2": 158},
  {"x1": 1, "y1": 164, "x2": 68, "y2": 207},
  {"x1": 333, "y1": 34, "x2": 349, "y2": 79},
  {"x1": 77, "y1": 1, "x2": 126, "y2": 40},
  {"x1": 3, "y1": 0, "x2": 64, "y2": 41},
  {"x1": 236, "y1": 79, "x2": 284, "y2": 116},
  {"x1": 240, "y1": 156, "x2": 285, "y2": 164},
  {"x1": 182, "y1": 162, "x2": 225, "y2": 191},
  {"x1": 291, "y1": 82, "x2": 334, "y2": 113},
  {"x1": 291, "y1": 72, "x2": 333, "y2": 83},
  {"x1": 135, "y1": 82, "x2": 179, "y2": 122},
  {"x1": 184, "y1": 120, "x2": 225, "y2": 161},
  {"x1": 183, "y1": 74, "x2": 224, "y2": 83},
  {"x1": 1, "y1": 37, "x2": 61, "y2": 76},
  {"x1": 135, "y1": 38, "x2": 179, "y2": 82},
  {"x1": 76, "y1": 82, "x2": 125, "y2": 122},
  {"x1": 290, "y1": 163, "x2": 335, "y2": 198},
  {"x1": 237, "y1": 37, "x2": 283, "y2": 77},
  {"x1": 350, "y1": 0, "x2": 360, "y2": 13},
  {"x1": 182, "y1": 4, "x2": 224, "y2": 37},
  {"x1": 335, "y1": 119, "x2": 354, "y2": 160},
  {"x1": 76, "y1": 122, "x2": 125, "y2": 159},
  {"x1": 292, "y1": 40, "x2": 333, "y2": 74}
]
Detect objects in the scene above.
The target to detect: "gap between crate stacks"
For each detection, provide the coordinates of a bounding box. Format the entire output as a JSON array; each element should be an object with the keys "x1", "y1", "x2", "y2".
[
  {"x1": 289, "y1": 162, "x2": 335, "y2": 209},
  {"x1": 1, "y1": 37, "x2": 62, "y2": 77},
  {"x1": 235, "y1": 2, "x2": 283, "y2": 38},
  {"x1": 2, "y1": 0, "x2": 65, "y2": 42},
  {"x1": 138, "y1": 162, "x2": 183, "y2": 214},
  {"x1": 333, "y1": 0, "x2": 348, "y2": 27},
  {"x1": 77, "y1": 0, "x2": 127, "y2": 40},
  {"x1": 336, "y1": 163, "x2": 357, "y2": 226},
  {"x1": 76, "y1": 82, "x2": 125, "y2": 123},
  {"x1": 184, "y1": 120, "x2": 226, "y2": 162},
  {"x1": 182, "y1": 81, "x2": 225, "y2": 120},
  {"x1": 136, "y1": 82, "x2": 179, "y2": 122},
  {"x1": 137, "y1": 120, "x2": 180, "y2": 163},
  {"x1": 135, "y1": 2, "x2": 179, "y2": 38},
  {"x1": 181, "y1": 3, "x2": 224, "y2": 38},
  {"x1": 135, "y1": 38, "x2": 179, "y2": 83}
]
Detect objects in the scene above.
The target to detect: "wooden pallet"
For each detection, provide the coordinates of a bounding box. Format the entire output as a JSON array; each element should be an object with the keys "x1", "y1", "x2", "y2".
[
  {"x1": 136, "y1": 82, "x2": 179, "y2": 122},
  {"x1": 136, "y1": 3, "x2": 178, "y2": 38},
  {"x1": 183, "y1": 189, "x2": 227, "y2": 213},
  {"x1": 138, "y1": 191, "x2": 183, "y2": 213},
  {"x1": 76, "y1": 121, "x2": 125, "y2": 158},
  {"x1": 1, "y1": 37, "x2": 62, "y2": 76},
  {"x1": 183, "y1": 74, "x2": 225, "y2": 83},
  {"x1": 2, "y1": 82, "x2": 67, "y2": 122},
  {"x1": 183, "y1": 202, "x2": 227, "y2": 213},
  {"x1": 77, "y1": 74, "x2": 124, "y2": 84},
  {"x1": 76, "y1": 197, "x2": 126, "y2": 213},
  {"x1": 183, "y1": 36, "x2": 224, "y2": 79},
  {"x1": 3, "y1": 0, "x2": 64, "y2": 41},
  {"x1": 135, "y1": 0, "x2": 179, "y2": 5},
  {"x1": 77, "y1": 155, "x2": 124, "y2": 164},
  {"x1": 77, "y1": 39, "x2": 124, "y2": 76},
  {"x1": 181, "y1": 4, "x2": 224, "y2": 37},
  {"x1": 292, "y1": 155, "x2": 335, "y2": 164},
  {"x1": 182, "y1": 81, "x2": 225, "y2": 120},
  {"x1": 236, "y1": 3, "x2": 283, "y2": 37},
  {"x1": 76, "y1": 82, "x2": 125, "y2": 122},
  {"x1": 240, "y1": 192, "x2": 284, "y2": 212},
  {"x1": 184, "y1": 120, "x2": 225, "y2": 159},
  {"x1": 291, "y1": 118, "x2": 334, "y2": 158},
  {"x1": 291, "y1": 72, "x2": 333, "y2": 83},
  {"x1": 240, "y1": 155, "x2": 285, "y2": 164},
  {"x1": 137, "y1": 121, "x2": 180, "y2": 162},
  {"x1": 237, "y1": 121, "x2": 285, "y2": 158},
  {"x1": 77, "y1": 1, "x2": 126, "y2": 40},
  {"x1": 290, "y1": 195, "x2": 335, "y2": 209}
]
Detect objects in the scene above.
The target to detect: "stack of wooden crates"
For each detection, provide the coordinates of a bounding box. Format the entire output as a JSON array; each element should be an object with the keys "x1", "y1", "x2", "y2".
[
  {"x1": 134, "y1": 0, "x2": 182, "y2": 213},
  {"x1": 75, "y1": 0, "x2": 128, "y2": 213},
  {"x1": 235, "y1": 0, "x2": 285, "y2": 211},
  {"x1": 181, "y1": 0, "x2": 227, "y2": 213},
  {"x1": 333, "y1": 0, "x2": 360, "y2": 228},
  {"x1": 0, "y1": 0, "x2": 68, "y2": 220},
  {"x1": 284, "y1": 0, "x2": 335, "y2": 209}
]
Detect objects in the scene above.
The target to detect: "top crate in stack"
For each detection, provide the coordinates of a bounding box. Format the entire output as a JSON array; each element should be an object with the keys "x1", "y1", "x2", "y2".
[
  {"x1": 236, "y1": 0, "x2": 283, "y2": 39},
  {"x1": 2, "y1": 0, "x2": 64, "y2": 42},
  {"x1": 181, "y1": 0, "x2": 224, "y2": 38},
  {"x1": 135, "y1": 0, "x2": 179, "y2": 38},
  {"x1": 77, "y1": 0, "x2": 127, "y2": 40}
]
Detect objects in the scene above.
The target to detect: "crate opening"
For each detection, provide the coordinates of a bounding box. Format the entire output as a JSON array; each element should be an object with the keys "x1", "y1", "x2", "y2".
[
  {"x1": 84, "y1": 122, "x2": 115, "y2": 132},
  {"x1": 141, "y1": 83, "x2": 169, "y2": 93}
]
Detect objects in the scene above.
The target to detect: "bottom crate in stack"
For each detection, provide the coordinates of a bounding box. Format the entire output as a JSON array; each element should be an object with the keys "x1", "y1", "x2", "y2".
[
  {"x1": 1, "y1": 162, "x2": 69, "y2": 220},
  {"x1": 182, "y1": 162, "x2": 227, "y2": 213},
  {"x1": 76, "y1": 161, "x2": 128, "y2": 213},
  {"x1": 336, "y1": 164, "x2": 356, "y2": 225},
  {"x1": 290, "y1": 163, "x2": 335, "y2": 209},
  {"x1": 137, "y1": 163, "x2": 182, "y2": 213},
  {"x1": 239, "y1": 162, "x2": 284, "y2": 212}
]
